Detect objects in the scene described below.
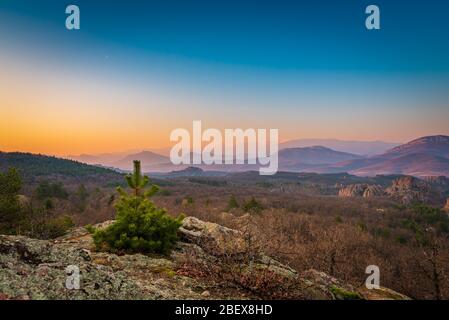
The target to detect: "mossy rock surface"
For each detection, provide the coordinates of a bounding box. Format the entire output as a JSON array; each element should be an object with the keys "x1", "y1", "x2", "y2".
[{"x1": 330, "y1": 285, "x2": 363, "y2": 300}]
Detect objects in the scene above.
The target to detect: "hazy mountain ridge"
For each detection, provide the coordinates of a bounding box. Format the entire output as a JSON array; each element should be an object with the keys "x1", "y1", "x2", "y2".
[
  {"x1": 279, "y1": 138, "x2": 399, "y2": 156},
  {"x1": 384, "y1": 135, "x2": 449, "y2": 158},
  {"x1": 61, "y1": 135, "x2": 449, "y2": 177},
  {"x1": 321, "y1": 135, "x2": 449, "y2": 177},
  {"x1": 278, "y1": 146, "x2": 362, "y2": 171},
  {"x1": 112, "y1": 151, "x2": 170, "y2": 171}
]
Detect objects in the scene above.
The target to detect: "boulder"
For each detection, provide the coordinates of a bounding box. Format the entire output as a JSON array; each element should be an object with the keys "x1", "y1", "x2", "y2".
[
  {"x1": 357, "y1": 286, "x2": 411, "y2": 300},
  {"x1": 299, "y1": 269, "x2": 361, "y2": 300},
  {"x1": 298, "y1": 269, "x2": 409, "y2": 300},
  {"x1": 178, "y1": 216, "x2": 249, "y2": 255}
]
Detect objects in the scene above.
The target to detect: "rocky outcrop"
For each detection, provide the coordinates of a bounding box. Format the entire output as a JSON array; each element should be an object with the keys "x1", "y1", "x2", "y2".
[
  {"x1": 338, "y1": 177, "x2": 445, "y2": 205},
  {"x1": 357, "y1": 285, "x2": 411, "y2": 300},
  {"x1": 444, "y1": 198, "x2": 449, "y2": 213},
  {"x1": 0, "y1": 217, "x2": 409, "y2": 300},
  {"x1": 338, "y1": 184, "x2": 385, "y2": 198},
  {"x1": 423, "y1": 176, "x2": 449, "y2": 186},
  {"x1": 178, "y1": 216, "x2": 248, "y2": 255},
  {"x1": 386, "y1": 176, "x2": 433, "y2": 204},
  {"x1": 0, "y1": 235, "x2": 143, "y2": 299}
]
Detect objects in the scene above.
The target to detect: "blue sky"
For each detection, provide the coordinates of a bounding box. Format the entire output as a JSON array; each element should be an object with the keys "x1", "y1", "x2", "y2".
[
  {"x1": 2, "y1": 0, "x2": 449, "y2": 71},
  {"x1": 0, "y1": 0, "x2": 448, "y2": 154}
]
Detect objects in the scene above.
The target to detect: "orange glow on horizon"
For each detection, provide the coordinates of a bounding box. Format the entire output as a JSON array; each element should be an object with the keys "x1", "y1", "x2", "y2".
[{"x1": 1, "y1": 53, "x2": 448, "y2": 156}]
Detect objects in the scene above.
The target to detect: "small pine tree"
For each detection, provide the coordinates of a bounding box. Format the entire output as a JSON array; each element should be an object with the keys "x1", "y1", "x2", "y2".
[
  {"x1": 242, "y1": 197, "x2": 263, "y2": 214},
  {"x1": 44, "y1": 198, "x2": 54, "y2": 210},
  {"x1": 227, "y1": 195, "x2": 239, "y2": 210},
  {"x1": 122, "y1": 160, "x2": 154, "y2": 197},
  {"x1": 0, "y1": 168, "x2": 22, "y2": 234},
  {"x1": 77, "y1": 184, "x2": 89, "y2": 201},
  {"x1": 93, "y1": 160, "x2": 184, "y2": 254},
  {"x1": 75, "y1": 184, "x2": 89, "y2": 212}
]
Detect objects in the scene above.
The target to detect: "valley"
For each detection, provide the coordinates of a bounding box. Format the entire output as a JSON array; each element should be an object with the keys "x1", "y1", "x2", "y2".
[
  {"x1": 1, "y1": 141, "x2": 449, "y2": 299},
  {"x1": 67, "y1": 135, "x2": 449, "y2": 177}
]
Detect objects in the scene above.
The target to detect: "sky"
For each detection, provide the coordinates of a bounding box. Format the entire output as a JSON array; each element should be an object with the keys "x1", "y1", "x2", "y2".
[{"x1": 0, "y1": 0, "x2": 448, "y2": 155}]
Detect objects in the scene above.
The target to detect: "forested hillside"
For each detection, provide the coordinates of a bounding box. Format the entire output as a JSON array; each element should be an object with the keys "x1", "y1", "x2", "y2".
[{"x1": 0, "y1": 152, "x2": 123, "y2": 181}]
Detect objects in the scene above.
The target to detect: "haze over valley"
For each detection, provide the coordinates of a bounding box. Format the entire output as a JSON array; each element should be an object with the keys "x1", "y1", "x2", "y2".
[{"x1": 66, "y1": 135, "x2": 449, "y2": 177}]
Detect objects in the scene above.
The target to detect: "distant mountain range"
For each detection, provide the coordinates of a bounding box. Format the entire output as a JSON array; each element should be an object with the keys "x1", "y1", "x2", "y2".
[
  {"x1": 316, "y1": 135, "x2": 449, "y2": 177},
  {"x1": 111, "y1": 151, "x2": 170, "y2": 171},
  {"x1": 66, "y1": 151, "x2": 132, "y2": 166},
  {"x1": 278, "y1": 146, "x2": 362, "y2": 171},
  {"x1": 279, "y1": 138, "x2": 399, "y2": 156},
  {"x1": 67, "y1": 150, "x2": 170, "y2": 171},
  {"x1": 65, "y1": 135, "x2": 449, "y2": 177},
  {"x1": 67, "y1": 138, "x2": 397, "y2": 167}
]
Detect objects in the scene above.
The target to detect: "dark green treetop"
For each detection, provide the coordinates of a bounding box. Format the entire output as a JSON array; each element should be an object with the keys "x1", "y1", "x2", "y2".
[{"x1": 119, "y1": 160, "x2": 158, "y2": 197}]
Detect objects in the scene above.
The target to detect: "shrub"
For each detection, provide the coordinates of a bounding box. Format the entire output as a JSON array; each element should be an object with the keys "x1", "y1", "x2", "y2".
[
  {"x1": 44, "y1": 198, "x2": 54, "y2": 210},
  {"x1": 37, "y1": 215, "x2": 74, "y2": 239},
  {"x1": 181, "y1": 196, "x2": 194, "y2": 206},
  {"x1": 243, "y1": 197, "x2": 263, "y2": 214},
  {"x1": 227, "y1": 195, "x2": 239, "y2": 210},
  {"x1": 35, "y1": 181, "x2": 68, "y2": 200},
  {"x1": 107, "y1": 194, "x2": 115, "y2": 206},
  {"x1": 158, "y1": 189, "x2": 172, "y2": 196},
  {"x1": 85, "y1": 224, "x2": 96, "y2": 234},
  {"x1": 93, "y1": 160, "x2": 184, "y2": 254},
  {"x1": 411, "y1": 204, "x2": 449, "y2": 234}
]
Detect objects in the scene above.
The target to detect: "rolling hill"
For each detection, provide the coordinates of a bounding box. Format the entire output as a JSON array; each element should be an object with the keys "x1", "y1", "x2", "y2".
[
  {"x1": 278, "y1": 146, "x2": 363, "y2": 171},
  {"x1": 383, "y1": 135, "x2": 449, "y2": 158},
  {"x1": 351, "y1": 153, "x2": 449, "y2": 177},
  {"x1": 112, "y1": 151, "x2": 170, "y2": 171},
  {"x1": 0, "y1": 152, "x2": 123, "y2": 180},
  {"x1": 66, "y1": 152, "x2": 130, "y2": 166}
]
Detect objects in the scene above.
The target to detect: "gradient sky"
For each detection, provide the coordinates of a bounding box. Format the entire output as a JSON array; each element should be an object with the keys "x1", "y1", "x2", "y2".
[{"x1": 1, "y1": 0, "x2": 448, "y2": 155}]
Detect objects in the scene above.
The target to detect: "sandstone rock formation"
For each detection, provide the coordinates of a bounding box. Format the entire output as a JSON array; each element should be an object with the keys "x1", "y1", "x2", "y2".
[
  {"x1": 338, "y1": 184, "x2": 385, "y2": 198},
  {"x1": 444, "y1": 198, "x2": 449, "y2": 213},
  {"x1": 0, "y1": 217, "x2": 408, "y2": 300},
  {"x1": 386, "y1": 176, "x2": 432, "y2": 204}
]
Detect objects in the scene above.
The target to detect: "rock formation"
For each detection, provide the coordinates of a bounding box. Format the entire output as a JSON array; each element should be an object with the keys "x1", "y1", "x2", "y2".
[
  {"x1": 386, "y1": 176, "x2": 432, "y2": 204},
  {"x1": 444, "y1": 198, "x2": 449, "y2": 213},
  {"x1": 338, "y1": 184, "x2": 385, "y2": 198},
  {"x1": 0, "y1": 217, "x2": 408, "y2": 300}
]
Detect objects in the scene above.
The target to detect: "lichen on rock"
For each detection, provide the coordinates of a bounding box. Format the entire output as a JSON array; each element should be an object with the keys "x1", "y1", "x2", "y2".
[{"x1": 0, "y1": 217, "x2": 410, "y2": 300}]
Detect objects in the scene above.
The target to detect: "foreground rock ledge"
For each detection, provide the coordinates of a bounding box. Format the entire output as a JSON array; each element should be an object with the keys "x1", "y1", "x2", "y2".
[{"x1": 0, "y1": 217, "x2": 409, "y2": 300}]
